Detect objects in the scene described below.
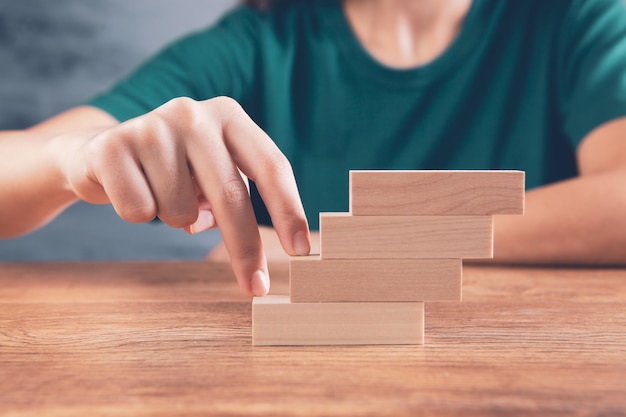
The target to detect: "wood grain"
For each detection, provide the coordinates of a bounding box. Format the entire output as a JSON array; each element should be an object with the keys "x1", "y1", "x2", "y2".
[
  {"x1": 290, "y1": 255, "x2": 462, "y2": 302},
  {"x1": 253, "y1": 295, "x2": 424, "y2": 346},
  {"x1": 350, "y1": 170, "x2": 525, "y2": 216},
  {"x1": 1, "y1": 262, "x2": 625, "y2": 416},
  {"x1": 320, "y1": 213, "x2": 493, "y2": 259}
]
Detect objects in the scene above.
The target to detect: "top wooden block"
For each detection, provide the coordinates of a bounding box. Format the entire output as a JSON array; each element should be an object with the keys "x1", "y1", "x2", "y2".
[{"x1": 350, "y1": 170, "x2": 525, "y2": 216}]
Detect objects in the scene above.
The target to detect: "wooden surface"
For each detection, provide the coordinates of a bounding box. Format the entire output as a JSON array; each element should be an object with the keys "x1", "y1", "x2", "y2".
[
  {"x1": 350, "y1": 170, "x2": 525, "y2": 216},
  {"x1": 253, "y1": 295, "x2": 424, "y2": 346},
  {"x1": 320, "y1": 213, "x2": 493, "y2": 259},
  {"x1": 290, "y1": 255, "x2": 462, "y2": 302},
  {"x1": 1, "y1": 261, "x2": 625, "y2": 416}
]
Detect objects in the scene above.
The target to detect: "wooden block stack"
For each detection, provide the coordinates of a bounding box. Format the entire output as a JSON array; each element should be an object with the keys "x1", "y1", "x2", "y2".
[{"x1": 253, "y1": 170, "x2": 525, "y2": 346}]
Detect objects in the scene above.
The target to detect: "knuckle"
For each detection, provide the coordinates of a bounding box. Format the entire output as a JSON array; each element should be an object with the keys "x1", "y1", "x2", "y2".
[
  {"x1": 277, "y1": 204, "x2": 303, "y2": 220},
  {"x1": 231, "y1": 243, "x2": 261, "y2": 263},
  {"x1": 90, "y1": 131, "x2": 129, "y2": 169},
  {"x1": 125, "y1": 113, "x2": 179, "y2": 154},
  {"x1": 211, "y1": 95, "x2": 241, "y2": 110},
  {"x1": 261, "y1": 153, "x2": 294, "y2": 178},
  {"x1": 161, "y1": 212, "x2": 197, "y2": 229},
  {"x1": 159, "y1": 205, "x2": 198, "y2": 228},
  {"x1": 94, "y1": 130, "x2": 122, "y2": 153},
  {"x1": 163, "y1": 96, "x2": 196, "y2": 113},
  {"x1": 117, "y1": 201, "x2": 157, "y2": 224},
  {"x1": 220, "y1": 178, "x2": 250, "y2": 207},
  {"x1": 155, "y1": 97, "x2": 198, "y2": 128},
  {"x1": 138, "y1": 115, "x2": 169, "y2": 144},
  {"x1": 271, "y1": 203, "x2": 305, "y2": 226},
  {"x1": 210, "y1": 96, "x2": 245, "y2": 121},
  {"x1": 159, "y1": 97, "x2": 216, "y2": 137}
]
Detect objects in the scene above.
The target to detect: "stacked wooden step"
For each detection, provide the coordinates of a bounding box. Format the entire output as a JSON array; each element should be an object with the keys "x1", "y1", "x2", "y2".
[{"x1": 253, "y1": 170, "x2": 525, "y2": 346}]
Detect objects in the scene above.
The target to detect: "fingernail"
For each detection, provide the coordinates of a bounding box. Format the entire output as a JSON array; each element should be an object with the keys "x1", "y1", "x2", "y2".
[
  {"x1": 251, "y1": 270, "x2": 270, "y2": 296},
  {"x1": 190, "y1": 210, "x2": 215, "y2": 234},
  {"x1": 293, "y1": 230, "x2": 310, "y2": 256}
]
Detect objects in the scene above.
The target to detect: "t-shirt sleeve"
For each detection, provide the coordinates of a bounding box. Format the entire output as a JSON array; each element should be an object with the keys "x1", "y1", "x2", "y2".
[
  {"x1": 88, "y1": 6, "x2": 261, "y2": 122},
  {"x1": 558, "y1": 0, "x2": 626, "y2": 148}
]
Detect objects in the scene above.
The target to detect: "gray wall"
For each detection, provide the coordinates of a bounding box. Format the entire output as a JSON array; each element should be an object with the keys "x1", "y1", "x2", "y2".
[
  {"x1": 0, "y1": 0, "x2": 237, "y2": 128},
  {"x1": 0, "y1": 0, "x2": 237, "y2": 260}
]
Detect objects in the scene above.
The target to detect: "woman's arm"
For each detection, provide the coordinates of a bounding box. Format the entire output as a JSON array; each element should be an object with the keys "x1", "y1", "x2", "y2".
[
  {"x1": 494, "y1": 117, "x2": 626, "y2": 265},
  {"x1": 0, "y1": 106, "x2": 118, "y2": 237}
]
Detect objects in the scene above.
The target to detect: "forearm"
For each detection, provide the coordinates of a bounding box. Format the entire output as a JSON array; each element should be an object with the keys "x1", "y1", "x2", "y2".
[
  {"x1": 0, "y1": 106, "x2": 120, "y2": 238},
  {"x1": 493, "y1": 170, "x2": 626, "y2": 265},
  {"x1": 0, "y1": 130, "x2": 80, "y2": 237}
]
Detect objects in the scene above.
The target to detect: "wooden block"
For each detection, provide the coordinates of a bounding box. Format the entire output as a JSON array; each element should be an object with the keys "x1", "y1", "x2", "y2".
[
  {"x1": 350, "y1": 170, "x2": 525, "y2": 216},
  {"x1": 290, "y1": 256, "x2": 462, "y2": 302},
  {"x1": 320, "y1": 213, "x2": 493, "y2": 259},
  {"x1": 252, "y1": 295, "x2": 424, "y2": 346}
]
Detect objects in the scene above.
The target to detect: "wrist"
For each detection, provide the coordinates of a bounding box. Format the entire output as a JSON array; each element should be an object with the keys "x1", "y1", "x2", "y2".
[{"x1": 46, "y1": 131, "x2": 94, "y2": 203}]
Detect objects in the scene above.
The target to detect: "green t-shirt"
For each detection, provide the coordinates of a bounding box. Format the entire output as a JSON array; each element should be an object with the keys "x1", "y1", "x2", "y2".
[{"x1": 89, "y1": 0, "x2": 626, "y2": 230}]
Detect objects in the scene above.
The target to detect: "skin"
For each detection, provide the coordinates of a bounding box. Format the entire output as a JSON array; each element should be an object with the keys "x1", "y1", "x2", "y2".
[{"x1": 1, "y1": 0, "x2": 626, "y2": 299}]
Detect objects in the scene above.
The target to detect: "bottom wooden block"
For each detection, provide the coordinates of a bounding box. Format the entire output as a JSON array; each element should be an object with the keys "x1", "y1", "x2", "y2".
[{"x1": 252, "y1": 295, "x2": 424, "y2": 346}]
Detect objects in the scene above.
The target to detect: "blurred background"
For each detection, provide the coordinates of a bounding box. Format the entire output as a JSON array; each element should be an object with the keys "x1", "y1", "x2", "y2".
[{"x1": 0, "y1": 0, "x2": 237, "y2": 260}]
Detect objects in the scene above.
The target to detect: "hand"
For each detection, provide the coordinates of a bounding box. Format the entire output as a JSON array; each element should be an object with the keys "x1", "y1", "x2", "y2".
[{"x1": 58, "y1": 96, "x2": 311, "y2": 296}]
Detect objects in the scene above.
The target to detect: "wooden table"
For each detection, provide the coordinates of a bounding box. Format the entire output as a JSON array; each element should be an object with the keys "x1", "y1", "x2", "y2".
[{"x1": 1, "y1": 261, "x2": 625, "y2": 416}]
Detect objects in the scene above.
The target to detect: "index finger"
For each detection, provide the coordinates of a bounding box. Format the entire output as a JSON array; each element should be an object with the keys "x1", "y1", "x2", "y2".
[{"x1": 216, "y1": 99, "x2": 311, "y2": 257}]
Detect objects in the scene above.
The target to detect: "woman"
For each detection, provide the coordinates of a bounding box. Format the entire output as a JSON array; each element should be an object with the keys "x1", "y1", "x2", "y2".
[{"x1": 1, "y1": 0, "x2": 626, "y2": 296}]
